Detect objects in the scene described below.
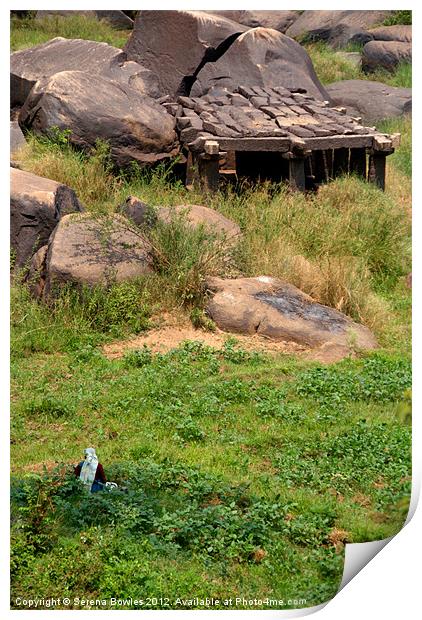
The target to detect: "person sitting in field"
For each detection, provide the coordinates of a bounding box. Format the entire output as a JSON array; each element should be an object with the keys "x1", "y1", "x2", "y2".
[{"x1": 74, "y1": 447, "x2": 106, "y2": 493}]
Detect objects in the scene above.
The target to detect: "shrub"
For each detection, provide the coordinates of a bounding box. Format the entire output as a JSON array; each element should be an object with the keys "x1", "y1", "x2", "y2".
[
  {"x1": 80, "y1": 281, "x2": 152, "y2": 334},
  {"x1": 147, "y1": 208, "x2": 232, "y2": 306},
  {"x1": 123, "y1": 346, "x2": 153, "y2": 368},
  {"x1": 189, "y1": 307, "x2": 216, "y2": 331}
]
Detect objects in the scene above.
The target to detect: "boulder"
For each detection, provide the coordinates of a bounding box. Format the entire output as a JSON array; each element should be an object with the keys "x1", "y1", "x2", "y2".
[
  {"x1": 208, "y1": 11, "x2": 299, "y2": 33},
  {"x1": 19, "y1": 70, "x2": 179, "y2": 168},
  {"x1": 286, "y1": 10, "x2": 393, "y2": 42},
  {"x1": 369, "y1": 25, "x2": 412, "y2": 43},
  {"x1": 191, "y1": 28, "x2": 330, "y2": 100},
  {"x1": 42, "y1": 213, "x2": 153, "y2": 296},
  {"x1": 325, "y1": 80, "x2": 412, "y2": 123},
  {"x1": 10, "y1": 167, "x2": 83, "y2": 268},
  {"x1": 11, "y1": 37, "x2": 159, "y2": 107},
  {"x1": 298, "y1": 23, "x2": 373, "y2": 49},
  {"x1": 124, "y1": 10, "x2": 248, "y2": 97},
  {"x1": 362, "y1": 40, "x2": 412, "y2": 72},
  {"x1": 10, "y1": 121, "x2": 26, "y2": 154},
  {"x1": 36, "y1": 10, "x2": 134, "y2": 29},
  {"x1": 121, "y1": 197, "x2": 241, "y2": 242},
  {"x1": 205, "y1": 276, "x2": 377, "y2": 351}
]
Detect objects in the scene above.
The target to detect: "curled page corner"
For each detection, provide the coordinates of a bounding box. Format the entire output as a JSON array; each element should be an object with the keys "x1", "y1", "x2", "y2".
[
  {"x1": 338, "y1": 481, "x2": 420, "y2": 593},
  {"x1": 339, "y1": 536, "x2": 393, "y2": 591}
]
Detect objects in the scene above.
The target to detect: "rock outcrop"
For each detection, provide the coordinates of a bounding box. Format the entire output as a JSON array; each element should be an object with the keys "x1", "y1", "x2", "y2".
[
  {"x1": 124, "y1": 10, "x2": 247, "y2": 97},
  {"x1": 368, "y1": 25, "x2": 412, "y2": 43},
  {"x1": 121, "y1": 197, "x2": 241, "y2": 243},
  {"x1": 10, "y1": 168, "x2": 83, "y2": 268},
  {"x1": 191, "y1": 28, "x2": 330, "y2": 101},
  {"x1": 11, "y1": 37, "x2": 159, "y2": 107},
  {"x1": 205, "y1": 276, "x2": 377, "y2": 351},
  {"x1": 326, "y1": 79, "x2": 412, "y2": 123},
  {"x1": 19, "y1": 70, "x2": 179, "y2": 168},
  {"x1": 41, "y1": 213, "x2": 153, "y2": 296},
  {"x1": 362, "y1": 40, "x2": 412, "y2": 73},
  {"x1": 286, "y1": 10, "x2": 393, "y2": 43},
  {"x1": 208, "y1": 10, "x2": 299, "y2": 33}
]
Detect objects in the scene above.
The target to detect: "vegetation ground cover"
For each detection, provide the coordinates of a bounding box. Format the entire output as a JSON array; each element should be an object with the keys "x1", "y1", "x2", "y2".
[{"x1": 10, "y1": 14, "x2": 412, "y2": 610}]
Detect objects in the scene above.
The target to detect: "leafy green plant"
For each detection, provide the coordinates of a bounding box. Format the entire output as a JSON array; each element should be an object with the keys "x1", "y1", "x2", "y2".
[
  {"x1": 174, "y1": 417, "x2": 205, "y2": 442},
  {"x1": 189, "y1": 307, "x2": 216, "y2": 331},
  {"x1": 383, "y1": 10, "x2": 412, "y2": 26},
  {"x1": 123, "y1": 346, "x2": 153, "y2": 368}
]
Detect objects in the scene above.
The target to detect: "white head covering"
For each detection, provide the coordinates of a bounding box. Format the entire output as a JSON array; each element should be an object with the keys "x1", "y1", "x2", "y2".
[{"x1": 79, "y1": 447, "x2": 99, "y2": 488}]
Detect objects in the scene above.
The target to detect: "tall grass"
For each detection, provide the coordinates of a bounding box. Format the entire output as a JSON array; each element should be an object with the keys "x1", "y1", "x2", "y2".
[
  {"x1": 11, "y1": 278, "x2": 154, "y2": 358},
  {"x1": 305, "y1": 42, "x2": 412, "y2": 88},
  {"x1": 11, "y1": 14, "x2": 130, "y2": 51},
  {"x1": 216, "y1": 178, "x2": 410, "y2": 326},
  {"x1": 378, "y1": 116, "x2": 412, "y2": 177}
]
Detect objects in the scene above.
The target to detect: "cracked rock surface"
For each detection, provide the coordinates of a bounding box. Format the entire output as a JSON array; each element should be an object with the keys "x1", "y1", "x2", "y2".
[
  {"x1": 205, "y1": 276, "x2": 377, "y2": 350},
  {"x1": 124, "y1": 10, "x2": 247, "y2": 97},
  {"x1": 19, "y1": 70, "x2": 179, "y2": 168}
]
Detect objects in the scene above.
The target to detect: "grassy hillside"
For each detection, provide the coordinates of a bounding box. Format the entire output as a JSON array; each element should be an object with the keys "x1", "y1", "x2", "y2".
[{"x1": 10, "y1": 14, "x2": 412, "y2": 610}]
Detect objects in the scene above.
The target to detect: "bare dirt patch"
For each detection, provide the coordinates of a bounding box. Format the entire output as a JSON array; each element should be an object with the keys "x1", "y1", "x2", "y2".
[{"x1": 103, "y1": 313, "x2": 307, "y2": 360}]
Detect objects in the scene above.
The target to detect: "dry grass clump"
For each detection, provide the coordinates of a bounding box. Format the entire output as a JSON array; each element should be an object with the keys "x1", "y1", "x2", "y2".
[
  {"x1": 222, "y1": 176, "x2": 410, "y2": 328},
  {"x1": 14, "y1": 135, "x2": 122, "y2": 214}
]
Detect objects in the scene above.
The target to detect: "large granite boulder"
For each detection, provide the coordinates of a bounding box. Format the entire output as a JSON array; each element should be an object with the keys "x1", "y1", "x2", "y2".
[
  {"x1": 41, "y1": 213, "x2": 153, "y2": 296},
  {"x1": 124, "y1": 10, "x2": 248, "y2": 97},
  {"x1": 208, "y1": 10, "x2": 299, "y2": 33},
  {"x1": 36, "y1": 10, "x2": 134, "y2": 29},
  {"x1": 10, "y1": 168, "x2": 83, "y2": 269},
  {"x1": 121, "y1": 197, "x2": 241, "y2": 243},
  {"x1": 369, "y1": 25, "x2": 412, "y2": 43},
  {"x1": 205, "y1": 276, "x2": 377, "y2": 351},
  {"x1": 362, "y1": 40, "x2": 412, "y2": 72},
  {"x1": 19, "y1": 70, "x2": 179, "y2": 168},
  {"x1": 191, "y1": 28, "x2": 330, "y2": 100},
  {"x1": 11, "y1": 37, "x2": 159, "y2": 107},
  {"x1": 286, "y1": 10, "x2": 393, "y2": 42},
  {"x1": 10, "y1": 121, "x2": 26, "y2": 154},
  {"x1": 325, "y1": 80, "x2": 412, "y2": 123}
]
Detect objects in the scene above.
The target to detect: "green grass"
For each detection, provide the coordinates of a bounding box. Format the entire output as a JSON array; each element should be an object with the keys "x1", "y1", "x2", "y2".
[
  {"x1": 11, "y1": 14, "x2": 130, "y2": 51},
  {"x1": 378, "y1": 116, "x2": 412, "y2": 177},
  {"x1": 305, "y1": 42, "x2": 412, "y2": 88},
  {"x1": 10, "y1": 342, "x2": 411, "y2": 609}
]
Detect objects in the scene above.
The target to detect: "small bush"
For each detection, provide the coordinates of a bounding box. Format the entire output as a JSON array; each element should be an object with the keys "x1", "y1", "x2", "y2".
[
  {"x1": 123, "y1": 346, "x2": 153, "y2": 368},
  {"x1": 147, "y1": 209, "x2": 232, "y2": 306},
  {"x1": 189, "y1": 307, "x2": 216, "y2": 331},
  {"x1": 80, "y1": 281, "x2": 152, "y2": 335},
  {"x1": 174, "y1": 417, "x2": 206, "y2": 443}
]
